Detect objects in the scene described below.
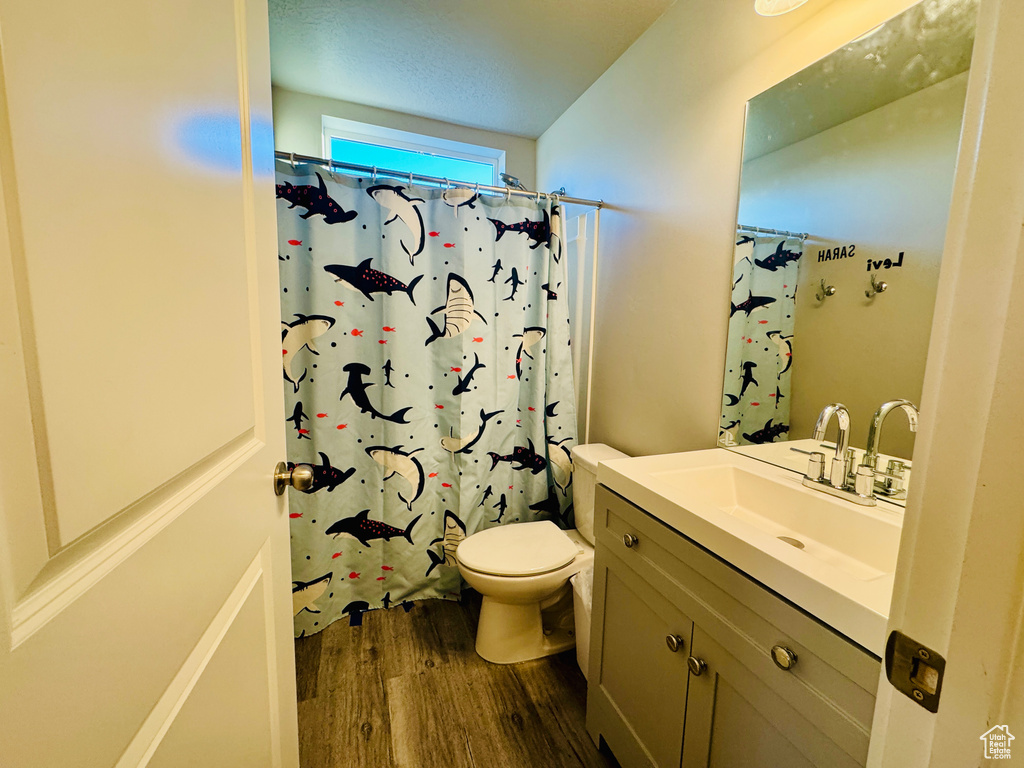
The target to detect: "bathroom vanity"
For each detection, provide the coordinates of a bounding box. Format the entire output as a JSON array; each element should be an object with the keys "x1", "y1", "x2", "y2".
[{"x1": 586, "y1": 451, "x2": 894, "y2": 768}]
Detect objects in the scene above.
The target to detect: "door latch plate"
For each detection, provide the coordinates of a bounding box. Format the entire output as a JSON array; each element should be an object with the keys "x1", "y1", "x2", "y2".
[{"x1": 884, "y1": 630, "x2": 945, "y2": 713}]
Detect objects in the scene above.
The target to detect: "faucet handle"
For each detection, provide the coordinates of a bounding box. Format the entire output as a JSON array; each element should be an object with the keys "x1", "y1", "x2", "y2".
[
  {"x1": 881, "y1": 459, "x2": 908, "y2": 497},
  {"x1": 873, "y1": 460, "x2": 908, "y2": 482},
  {"x1": 887, "y1": 459, "x2": 907, "y2": 477},
  {"x1": 805, "y1": 452, "x2": 825, "y2": 482},
  {"x1": 854, "y1": 465, "x2": 875, "y2": 497}
]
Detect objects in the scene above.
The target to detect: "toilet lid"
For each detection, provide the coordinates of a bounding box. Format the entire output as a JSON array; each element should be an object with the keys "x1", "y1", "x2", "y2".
[{"x1": 456, "y1": 521, "x2": 579, "y2": 576}]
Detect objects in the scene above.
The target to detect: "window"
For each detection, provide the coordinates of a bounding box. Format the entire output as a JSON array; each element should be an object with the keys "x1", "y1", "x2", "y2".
[{"x1": 322, "y1": 116, "x2": 505, "y2": 187}]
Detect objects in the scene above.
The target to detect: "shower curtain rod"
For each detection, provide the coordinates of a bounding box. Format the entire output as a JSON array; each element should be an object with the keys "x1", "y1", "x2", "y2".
[
  {"x1": 737, "y1": 223, "x2": 810, "y2": 242},
  {"x1": 275, "y1": 150, "x2": 604, "y2": 209}
]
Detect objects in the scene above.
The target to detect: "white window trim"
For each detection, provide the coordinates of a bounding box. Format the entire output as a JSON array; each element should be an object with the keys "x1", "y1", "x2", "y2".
[{"x1": 321, "y1": 116, "x2": 505, "y2": 185}]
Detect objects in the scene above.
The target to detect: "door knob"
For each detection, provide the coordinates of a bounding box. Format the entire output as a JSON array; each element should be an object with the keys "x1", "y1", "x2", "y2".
[
  {"x1": 666, "y1": 634, "x2": 685, "y2": 653},
  {"x1": 687, "y1": 656, "x2": 707, "y2": 676},
  {"x1": 622, "y1": 533, "x2": 639, "y2": 549},
  {"x1": 274, "y1": 461, "x2": 314, "y2": 496}
]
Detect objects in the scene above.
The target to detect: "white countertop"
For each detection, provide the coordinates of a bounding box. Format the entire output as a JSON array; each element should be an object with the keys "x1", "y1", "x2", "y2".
[{"x1": 598, "y1": 448, "x2": 904, "y2": 655}]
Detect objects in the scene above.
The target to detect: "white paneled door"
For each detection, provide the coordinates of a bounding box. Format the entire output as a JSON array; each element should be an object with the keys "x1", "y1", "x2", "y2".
[{"x1": 0, "y1": 0, "x2": 300, "y2": 766}]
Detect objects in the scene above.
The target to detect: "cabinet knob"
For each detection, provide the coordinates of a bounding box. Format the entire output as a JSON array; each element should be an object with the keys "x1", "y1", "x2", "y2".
[
  {"x1": 666, "y1": 634, "x2": 685, "y2": 653},
  {"x1": 622, "y1": 533, "x2": 639, "y2": 549},
  {"x1": 771, "y1": 645, "x2": 798, "y2": 671},
  {"x1": 687, "y1": 656, "x2": 707, "y2": 676}
]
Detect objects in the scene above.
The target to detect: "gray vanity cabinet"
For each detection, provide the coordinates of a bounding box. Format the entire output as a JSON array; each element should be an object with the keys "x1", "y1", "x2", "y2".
[{"x1": 587, "y1": 486, "x2": 880, "y2": 768}]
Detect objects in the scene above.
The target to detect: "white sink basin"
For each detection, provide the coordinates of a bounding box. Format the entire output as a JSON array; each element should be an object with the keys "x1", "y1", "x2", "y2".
[
  {"x1": 652, "y1": 464, "x2": 900, "y2": 581},
  {"x1": 599, "y1": 449, "x2": 904, "y2": 654}
]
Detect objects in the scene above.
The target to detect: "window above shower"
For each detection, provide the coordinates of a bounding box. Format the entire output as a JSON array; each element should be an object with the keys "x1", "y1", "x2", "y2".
[{"x1": 321, "y1": 116, "x2": 505, "y2": 186}]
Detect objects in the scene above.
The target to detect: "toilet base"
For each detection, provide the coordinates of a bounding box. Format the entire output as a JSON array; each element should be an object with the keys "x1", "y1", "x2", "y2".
[{"x1": 474, "y1": 584, "x2": 576, "y2": 664}]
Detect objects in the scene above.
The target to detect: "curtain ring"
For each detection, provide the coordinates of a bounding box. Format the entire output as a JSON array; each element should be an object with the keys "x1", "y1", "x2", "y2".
[
  {"x1": 371, "y1": 166, "x2": 377, "y2": 183},
  {"x1": 535, "y1": 190, "x2": 542, "y2": 202},
  {"x1": 443, "y1": 177, "x2": 450, "y2": 190},
  {"x1": 505, "y1": 187, "x2": 511, "y2": 202},
  {"x1": 289, "y1": 152, "x2": 296, "y2": 168},
  {"x1": 409, "y1": 171, "x2": 414, "y2": 186},
  {"x1": 474, "y1": 183, "x2": 480, "y2": 196}
]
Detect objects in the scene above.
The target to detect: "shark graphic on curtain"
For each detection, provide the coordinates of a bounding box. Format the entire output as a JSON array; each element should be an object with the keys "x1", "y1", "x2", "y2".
[
  {"x1": 720, "y1": 233, "x2": 802, "y2": 447},
  {"x1": 277, "y1": 164, "x2": 578, "y2": 636}
]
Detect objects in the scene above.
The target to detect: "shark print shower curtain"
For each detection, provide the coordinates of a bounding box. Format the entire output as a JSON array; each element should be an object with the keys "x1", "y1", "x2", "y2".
[
  {"x1": 720, "y1": 233, "x2": 802, "y2": 447},
  {"x1": 277, "y1": 164, "x2": 578, "y2": 636}
]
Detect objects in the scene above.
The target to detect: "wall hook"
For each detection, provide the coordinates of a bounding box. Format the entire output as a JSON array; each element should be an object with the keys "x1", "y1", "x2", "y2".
[
  {"x1": 816, "y1": 279, "x2": 837, "y2": 301},
  {"x1": 866, "y1": 273, "x2": 888, "y2": 298}
]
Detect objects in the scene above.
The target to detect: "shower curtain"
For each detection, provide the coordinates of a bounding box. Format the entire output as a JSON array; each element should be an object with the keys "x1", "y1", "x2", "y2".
[
  {"x1": 720, "y1": 233, "x2": 802, "y2": 446},
  {"x1": 277, "y1": 164, "x2": 577, "y2": 636}
]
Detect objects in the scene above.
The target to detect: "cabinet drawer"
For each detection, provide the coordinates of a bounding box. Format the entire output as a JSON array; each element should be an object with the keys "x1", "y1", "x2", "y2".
[{"x1": 596, "y1": 486, "x2": 879, "y2": 764}]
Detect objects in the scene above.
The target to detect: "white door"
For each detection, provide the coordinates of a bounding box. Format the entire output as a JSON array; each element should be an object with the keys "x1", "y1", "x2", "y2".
[{"x1": 0, "y1": 0, "x2": 300, "y2": 766}]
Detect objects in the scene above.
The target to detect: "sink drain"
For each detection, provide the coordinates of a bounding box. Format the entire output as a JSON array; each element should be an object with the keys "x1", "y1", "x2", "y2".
[{"x1": 777, "y1": 536, "x2": 805, "y2": 549}]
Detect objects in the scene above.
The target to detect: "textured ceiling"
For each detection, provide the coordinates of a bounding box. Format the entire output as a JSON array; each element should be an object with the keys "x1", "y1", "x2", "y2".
[
  {"x1": 743, "y1": 0, "x2": 977, "y2": 161},
  {"x1": 268, "y1": 0, "x2": 675, "y2": 138}
]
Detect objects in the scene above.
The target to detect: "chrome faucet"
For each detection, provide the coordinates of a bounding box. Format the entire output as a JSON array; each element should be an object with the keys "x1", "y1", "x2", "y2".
[
  {"x1": 811, "y1": 403, "x2": 851, "y2": 488},
  {"x1": 862, "y1": 399, "x2": 918, "y2": 499},
  {"x1": 863, "y1": 399, "x2": 918, "y2": 469},
  {"x1": 802, "y1": 403, "x2": 876, "y2": 506}
]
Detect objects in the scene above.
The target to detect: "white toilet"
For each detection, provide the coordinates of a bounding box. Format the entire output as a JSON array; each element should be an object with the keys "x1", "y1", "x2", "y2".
[{"x1": 457, "y1": 443, "x2": 628, "y2": 664}]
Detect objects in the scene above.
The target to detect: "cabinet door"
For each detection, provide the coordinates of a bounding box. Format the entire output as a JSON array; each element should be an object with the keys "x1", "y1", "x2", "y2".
[
  {"x1": 681, "y1": 626, "x2": 861, "y2": 768},
  {"x1": 592, "y1": 554, "x2": 692, "y2": 768}
]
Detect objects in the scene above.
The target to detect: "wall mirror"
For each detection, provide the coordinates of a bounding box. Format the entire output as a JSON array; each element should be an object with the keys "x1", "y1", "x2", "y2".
[{"x1": 718, "y1": 0, "x2": 978, "y2": 504}]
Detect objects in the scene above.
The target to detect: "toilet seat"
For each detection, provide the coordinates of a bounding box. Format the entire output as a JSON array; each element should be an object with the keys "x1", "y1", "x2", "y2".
[{"x1": 457, "y1": 521, "x2": 579, "y2": 577}]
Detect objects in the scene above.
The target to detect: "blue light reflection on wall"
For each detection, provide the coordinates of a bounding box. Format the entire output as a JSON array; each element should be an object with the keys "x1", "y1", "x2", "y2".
[
  {"x1": 175, "y1": 112, "x2": 275, "y2": 174},
  {"x1": 329, "y1": 138, "x2": 495, "y2": 186}
]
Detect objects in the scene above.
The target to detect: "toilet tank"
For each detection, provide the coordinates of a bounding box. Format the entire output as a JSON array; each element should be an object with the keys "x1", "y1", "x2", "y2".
[{"x1": 570, "y1": 443, "x2": 629, "y2": 545}]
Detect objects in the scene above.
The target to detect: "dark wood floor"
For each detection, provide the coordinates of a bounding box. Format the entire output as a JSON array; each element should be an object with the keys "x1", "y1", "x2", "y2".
[{"x1": 294, "y1": 591, "x2": 619, "y2": 768}]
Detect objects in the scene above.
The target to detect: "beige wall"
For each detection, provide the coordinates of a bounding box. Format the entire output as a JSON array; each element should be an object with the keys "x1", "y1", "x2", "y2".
[
  {"x1": 738, "y1": 73, "x2": 968, "y2": 456},
  {"x1": 536, "y1": 0, "x2": 922, "y2": 457},
  {"x1": 271, "y1": 86, "x2": 538, "y2": 190},
  {"x1": 534, "y1": 0, "x2": 1024, "y2": 761}
]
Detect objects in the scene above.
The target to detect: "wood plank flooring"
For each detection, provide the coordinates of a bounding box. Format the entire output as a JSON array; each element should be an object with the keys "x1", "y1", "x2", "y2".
[{"x1": 294, "y1": 591, "x2": 619, "y2": 768}]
